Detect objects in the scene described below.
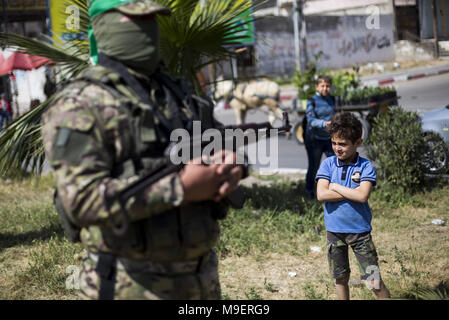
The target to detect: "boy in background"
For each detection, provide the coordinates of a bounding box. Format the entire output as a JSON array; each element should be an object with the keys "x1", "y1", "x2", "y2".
[
  {"x1": 316, "y1": 112, "x2": 390, "y2": 300},
  {"x1": 304, "y1": 75, "x2": 335, "y2": 199}
]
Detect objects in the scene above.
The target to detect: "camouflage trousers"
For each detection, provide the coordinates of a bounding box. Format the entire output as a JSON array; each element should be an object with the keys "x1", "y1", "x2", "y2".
[
  {"x1": 327, "y1": 231, "x2": 381, "y2": 280},
  {"x1": 78, "y1": 250, "x2": 221, "y2": 300}
]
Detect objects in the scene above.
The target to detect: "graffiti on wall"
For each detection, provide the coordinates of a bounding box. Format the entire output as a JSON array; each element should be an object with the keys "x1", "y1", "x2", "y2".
[
  {"x1": 337, "y1": 33, "x2": 391, "y2": 57},
  {"x1": 254, "y1": 13, "x2": 396, "y2": 75},
  {"x1": 255, "y1": 29, "x2": 394, "y2": 75},
  {"x1": 302, "y1": 27, "x2": 394, "y2": 70},
  {"x1": 255, "y1": 32, "x2": 296, "y2": 76}
]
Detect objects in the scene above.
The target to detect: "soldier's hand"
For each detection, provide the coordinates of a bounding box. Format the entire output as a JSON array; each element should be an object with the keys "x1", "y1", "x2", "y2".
[
  {"x1": 207, "y1": 150, "x2": 244, "y2": 202},
  {"x1": 214, "y1": 165, "x2": 243, "y2": 202},
  {"x1": 179, "y1": 159, "x2": 229, "y2": 202}
]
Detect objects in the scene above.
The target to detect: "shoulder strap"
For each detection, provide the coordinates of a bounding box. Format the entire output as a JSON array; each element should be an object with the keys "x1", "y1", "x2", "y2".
[
  {"x1": 96, "y1": 53, "x2": 174, "y2": 132},
  {"x1": 308, "y1": 97, "x2": 315, "y2": 108},
  {"x1": 151, "y1": 72, "x2": 195, "y2": 130},
  {"x1": 152, "y1": 72, "x2": 201, "y2": 126},
  {"x1": 307, "y1": 97, "x2": 317, "y2": 118}
]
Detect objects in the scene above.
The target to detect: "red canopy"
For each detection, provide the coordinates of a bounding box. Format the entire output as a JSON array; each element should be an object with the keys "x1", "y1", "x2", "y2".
[{"x1": 0, "y1": 50, "x2": 52, "y2": 75}]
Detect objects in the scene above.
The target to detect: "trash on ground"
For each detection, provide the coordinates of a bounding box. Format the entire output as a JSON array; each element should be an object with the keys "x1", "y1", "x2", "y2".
[
  {"x1": 288, "y1": 272, "x2": 297, "y2": 278},
  {"x1": 431, "y1": 219, "x2": 446, "y2": 226},
  {"x1": 310, "y1": 246, "x2": 322, "y2": 252}
]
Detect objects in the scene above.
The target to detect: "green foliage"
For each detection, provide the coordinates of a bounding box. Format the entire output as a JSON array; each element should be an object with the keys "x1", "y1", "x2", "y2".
[
  {"x1": 302, "y1": 281, "x2": 329, "y2": 300},
  {"x1": 370, "y1": 181, "x2": 426, "y2": 209},
  {"x1": 343, "y1": 86, "x2": 396, "y2": 104},
  {"x1": 330, "y1": 70, "x2": 360, "y2": 99},
  {"x1": 244, "y1": 287, "x2": 263, "y2": 300},
  {"x1": 365, "y1": 107, "x2": 430, "y2": 194},
  {"x1": 292, "y1": 52, "x2": 329, "y2": 100},
  {"x1": 292, "y1": 55, "x2": 395, "y2": 105},
  {"x1": 410, "y1": 281, "x2": 449, "y2": 300},
  {"x1": 156, "y1": 0, "x2": 256, "y2": 89}
]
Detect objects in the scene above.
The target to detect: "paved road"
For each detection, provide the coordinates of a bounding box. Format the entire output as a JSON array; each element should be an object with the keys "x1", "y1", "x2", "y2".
[
  {"x1": 214, "y1": 72, "x2": 449, "y2": 172},
  {"x1": 395, "y1": 72, "x2": 449, "y2": 113}
]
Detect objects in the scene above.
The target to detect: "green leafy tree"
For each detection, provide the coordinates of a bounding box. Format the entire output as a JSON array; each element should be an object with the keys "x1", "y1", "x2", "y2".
[
  {"x1": 365, "y1": 106, "x2": 437, "y2": 194},
  {"x1": 292, "y1": 51, "x2": 328, "y2": 100},
  {"x1": 0, "y1": 0, "x2": 259, "y2": 177}
]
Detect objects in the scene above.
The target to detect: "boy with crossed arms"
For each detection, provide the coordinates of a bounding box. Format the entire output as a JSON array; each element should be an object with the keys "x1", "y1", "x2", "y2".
[{"x1": 316, "y1": 112, "x2": 390, "y2": 300}]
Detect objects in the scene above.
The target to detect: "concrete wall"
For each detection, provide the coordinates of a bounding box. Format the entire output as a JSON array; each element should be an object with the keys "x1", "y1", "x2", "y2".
[
  {"x1": 254, "y1": 16, "x2": 296, "y2": 77},
  {"x1": 305, "y1": 13, "x2": 395, "y2": 70},
  {"x1": 252, "y1": 2, "x2": 396, "y2": 76},
  {"x1": 394, "y1": 40, "x2": 435, "y2": 61}
]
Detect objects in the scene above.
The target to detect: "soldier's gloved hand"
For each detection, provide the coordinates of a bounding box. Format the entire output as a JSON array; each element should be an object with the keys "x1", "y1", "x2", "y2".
[
  {"x1": 206, "y1": 150, "x2": 244, "y2": 202},
  {"x1": 179, "y1": 159, "x2": 230, "y2": 202}
]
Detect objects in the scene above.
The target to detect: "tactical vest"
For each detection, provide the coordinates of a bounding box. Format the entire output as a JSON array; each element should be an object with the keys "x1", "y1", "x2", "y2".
[{"x1": 53, "y1": 64, "x2": 225, "y2": 262}]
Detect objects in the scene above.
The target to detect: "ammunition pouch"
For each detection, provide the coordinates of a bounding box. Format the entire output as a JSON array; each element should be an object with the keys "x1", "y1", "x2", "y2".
[
  {"x1": 101, "y1": 203, "x2": 220, "y2": 262},
  {"x1": 53, "y1": 190, "x2": 81, "y2": 243}
]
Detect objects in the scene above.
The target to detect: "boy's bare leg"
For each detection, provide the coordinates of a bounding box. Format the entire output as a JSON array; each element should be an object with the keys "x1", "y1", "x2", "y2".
[
  {"x1": 370, "y1": 280, "x2": 390, "y2": 299},
  {"x1": 335, "y1": 275, "x2": 350, "y2": 300}
]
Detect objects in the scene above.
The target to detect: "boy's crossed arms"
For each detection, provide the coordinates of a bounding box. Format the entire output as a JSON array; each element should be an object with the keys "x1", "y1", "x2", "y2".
[{"x1": 317, "y1": 179, "x2": 373, "y2": 203}]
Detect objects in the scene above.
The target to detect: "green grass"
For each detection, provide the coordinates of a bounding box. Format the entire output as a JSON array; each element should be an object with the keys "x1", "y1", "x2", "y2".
[
  {"x1": 0, "y1": 174, "x2": 448, "y2": 300},
  {"x1": 0, "y1": 174, "x2": 83, "y2": 299},
  {"x1": 216, "y1": 180, "x2": 323, "y2": 257}
]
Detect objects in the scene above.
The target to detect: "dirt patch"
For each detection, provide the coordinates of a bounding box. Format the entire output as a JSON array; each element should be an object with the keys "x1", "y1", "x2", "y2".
[{"x1": 220, "y1": 250, "x2": 333, "y2": 300}]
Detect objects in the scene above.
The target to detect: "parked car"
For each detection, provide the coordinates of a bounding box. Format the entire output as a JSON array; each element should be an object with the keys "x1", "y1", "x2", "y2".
[{"x1": 421, "y1": 105, "x2": 449, "y2": 174}]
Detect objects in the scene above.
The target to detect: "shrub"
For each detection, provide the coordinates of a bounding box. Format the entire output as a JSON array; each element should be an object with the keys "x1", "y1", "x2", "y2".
[
  {"x1": 292, "y1": 52, "x2": 329, "y2": 100},
  {"x1": 365, "y1": 106, "x2": 430, "y2": 194}
]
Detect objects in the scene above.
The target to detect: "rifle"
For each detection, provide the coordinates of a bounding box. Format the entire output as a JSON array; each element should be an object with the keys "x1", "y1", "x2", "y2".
[{"x1": 110, "y1": 112, "x2": 291, "y2": 236}]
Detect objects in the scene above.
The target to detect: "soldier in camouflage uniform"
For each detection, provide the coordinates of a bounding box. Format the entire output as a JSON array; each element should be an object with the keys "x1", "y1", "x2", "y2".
[{"x1": 41, "y1": 0, "x2": 246, "y2": 300}]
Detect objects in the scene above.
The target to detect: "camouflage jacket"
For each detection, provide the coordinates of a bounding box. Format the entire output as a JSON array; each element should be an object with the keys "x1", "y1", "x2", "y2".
[{"x1": 41, "y1": 65, "x2": 222, "y2": 261}]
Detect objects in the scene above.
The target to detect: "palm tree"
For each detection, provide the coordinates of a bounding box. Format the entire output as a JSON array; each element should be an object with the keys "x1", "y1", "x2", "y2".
[{"x1": 0, "y1": 0, "x2": 260, "y2": 177}]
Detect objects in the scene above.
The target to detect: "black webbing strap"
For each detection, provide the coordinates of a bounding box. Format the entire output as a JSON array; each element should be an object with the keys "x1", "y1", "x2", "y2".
[
  {"x1": 95, "y1": 253, "x2": 118, "y2": 300},
  {"x1": 97, "y1": 53, "x2": 174, "y2": 132},
  {"x1": 152, "y1": 72, "x2": 200, "y2": 125}
]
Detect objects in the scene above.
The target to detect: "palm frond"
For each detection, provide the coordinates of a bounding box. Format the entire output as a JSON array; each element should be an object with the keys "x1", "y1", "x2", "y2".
[
  {"x1": 412, "y1": 281, "x2": 449, "y2": 300},
  {"x1": 0, "y1": 99, "x2": 52, "y2": 177},
  {"x1": 156, "y1": 0, "x2": 258, "y2": 87},
  {"x1": 0, "y1": 32, "x2": 89, "y2": 80}
]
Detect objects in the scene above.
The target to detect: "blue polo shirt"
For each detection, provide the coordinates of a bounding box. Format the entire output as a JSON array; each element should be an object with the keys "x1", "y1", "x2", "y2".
[{"x1": 316, "y1": 153, "x2": 376, "y2": 233}]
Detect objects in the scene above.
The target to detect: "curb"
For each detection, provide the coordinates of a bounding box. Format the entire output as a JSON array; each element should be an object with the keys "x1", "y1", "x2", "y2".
[
  {"x1": 362, "y1": 67, "x2": 449, "y2": 87},
  {"x1": 255, "y1": 168, "x2": 307, "y2": 175}
]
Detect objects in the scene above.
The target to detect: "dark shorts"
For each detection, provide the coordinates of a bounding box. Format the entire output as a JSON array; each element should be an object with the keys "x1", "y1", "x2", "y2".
[{"x1": 327, "y1": 231, "x2": 380, "y2": 280}]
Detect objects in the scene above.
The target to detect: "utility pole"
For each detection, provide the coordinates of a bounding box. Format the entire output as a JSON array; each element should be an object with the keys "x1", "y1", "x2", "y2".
[
  {"x1": 293, "y1": 0, "x2": 301, "y2": 71},
  {"x1": 299, "y1": 0, "x2": 308, "y2": 70},
  {"x1": 293, "y1": 0, "x2": 308, "y2": 72},
  {"x1": 431, "y1": 0, "x2": 440, "y2": 58},
  {"x1": 391, "y1": 0, "x2": 399, "y2": 41}
]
